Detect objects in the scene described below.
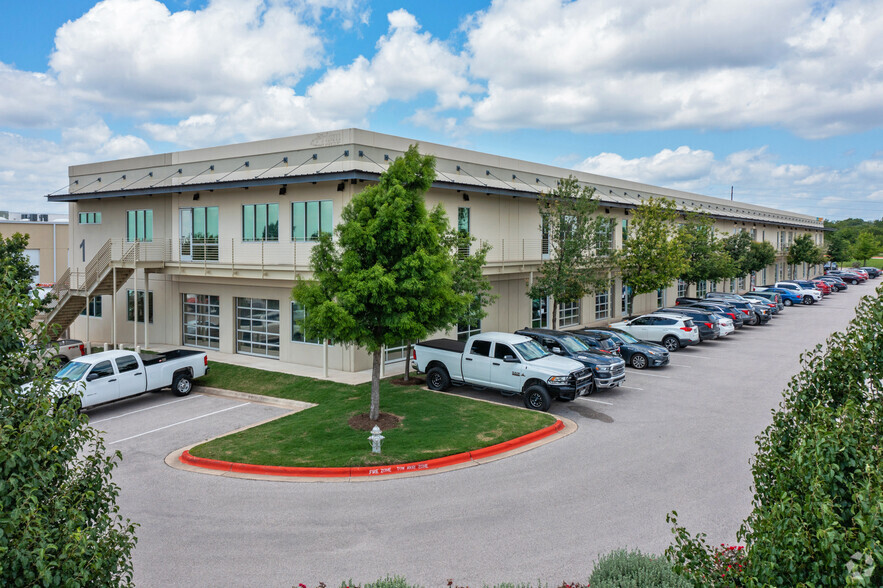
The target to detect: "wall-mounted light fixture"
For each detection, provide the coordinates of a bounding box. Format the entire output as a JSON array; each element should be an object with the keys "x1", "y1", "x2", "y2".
[
  {"x1": 462, "y1": 193, "x2": 470, "y2": 201},
  {"x1": 337, "y1": 182, "x2": 345, "y2": 191},
  {"x1": 279, "y1": 185, "x2": 287, "y2": 195},
  {"x1": 193, "y1": 193, "x2": 200, "y2": 201}
]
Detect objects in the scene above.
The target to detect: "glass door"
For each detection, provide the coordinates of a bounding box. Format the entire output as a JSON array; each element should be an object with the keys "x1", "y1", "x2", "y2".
[
  {"x1": 531, "y1": 297, "x2": 548, "y2": 328},
  {"x1": 180, "y1": 207, "x2": 219, "y2": 261},
  {"x1": 180, "y1": 209, "x2": 193, "y2": 261}
]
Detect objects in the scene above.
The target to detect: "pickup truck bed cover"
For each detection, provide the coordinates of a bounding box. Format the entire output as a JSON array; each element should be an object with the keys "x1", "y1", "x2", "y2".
[
  {"x1": 416, "y1": 339, "x2": 467, "y2": 353},
  {"x1": 141, "y1": 349, "x2": 205, "y2": 367}
]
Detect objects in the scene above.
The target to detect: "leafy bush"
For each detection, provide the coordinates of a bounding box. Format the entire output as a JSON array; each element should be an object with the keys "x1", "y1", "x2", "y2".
[
  {"x1": 589, "y1": 548, "x2": 690, "y2": 587},
  {"x1": 667, "y1": 285, "x2": 883, "y2": 587}
]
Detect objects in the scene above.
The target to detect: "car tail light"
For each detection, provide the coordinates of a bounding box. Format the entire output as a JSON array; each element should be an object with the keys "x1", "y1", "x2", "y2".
[
  {"x1": 680, "y1": 326, "x2": 692, "y2": 332},
  {"x1": 204, "y1": 355, "x2": 208, "y2": 366},
  {"x1": 704, "y1": 322, "x2": 713, "y2": 328},
  {"x1": 727, "y1": 312, "x2": 736, "y2": 319},
  {"x1": 742, "y1": 309, "x2": 750, "y2": 315},
  {"x1": 412, "y1": 348, "x2": 417, "y2": 360},
  {"x1": 79, "y1": 344, "x2": 85, "y2": 355}
]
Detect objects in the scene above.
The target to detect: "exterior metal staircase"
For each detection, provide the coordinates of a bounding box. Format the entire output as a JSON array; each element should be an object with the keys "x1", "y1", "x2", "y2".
[{"x1": 40, "y1": 240, "x2": 137, "y2": 334}]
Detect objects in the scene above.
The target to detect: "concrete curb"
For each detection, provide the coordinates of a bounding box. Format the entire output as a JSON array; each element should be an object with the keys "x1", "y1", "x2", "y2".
[
  {"x1": 167, "y1": 415, "x2": 578, "y2": 483},
  {"x1": 195, "y1": 385, "x2": 316, "y2": 411}
]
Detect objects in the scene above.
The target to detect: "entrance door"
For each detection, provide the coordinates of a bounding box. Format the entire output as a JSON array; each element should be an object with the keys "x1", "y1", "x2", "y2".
[{"x1": 531, "y1": 298, "x2": 548, "y2": 328}]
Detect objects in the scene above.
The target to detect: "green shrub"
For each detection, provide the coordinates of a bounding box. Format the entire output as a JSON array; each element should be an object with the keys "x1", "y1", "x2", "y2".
[{"x1": 589, "y1": 548, "x2": 690, "y2": 587}]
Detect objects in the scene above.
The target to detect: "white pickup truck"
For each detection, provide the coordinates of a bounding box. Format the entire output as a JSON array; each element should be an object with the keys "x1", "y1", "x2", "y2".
[
  {"x1": 412, "y1": 332, "x2": 594, "y2": 411},
  {"x1": 50, "y1": 349, "x2": 209, "y2": 409}
]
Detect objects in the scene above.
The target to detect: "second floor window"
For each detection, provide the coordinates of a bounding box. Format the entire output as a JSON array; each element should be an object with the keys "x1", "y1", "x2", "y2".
[
  {"x1": 292, "y1": 200, "x2": 332, "y2": 241},
  {"x1": 242, "y1": 203, "x2": 279, "y2": 242},
  {"x1": 127, "y1": 210, "x2": 153, "y2": 242},
  {"x1": 79, "y1": 212, "x2": 101, "y2": 224}
]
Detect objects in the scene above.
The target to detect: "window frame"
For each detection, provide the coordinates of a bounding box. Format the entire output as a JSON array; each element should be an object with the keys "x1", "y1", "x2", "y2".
[{"x1": 242, "y1": 203, "x2": 279, "y2": 242}]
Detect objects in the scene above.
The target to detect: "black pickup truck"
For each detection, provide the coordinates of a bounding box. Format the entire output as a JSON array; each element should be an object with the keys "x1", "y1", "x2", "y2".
[{"x1": 515, "y1": 328, "x2": 626, "y2": 390}]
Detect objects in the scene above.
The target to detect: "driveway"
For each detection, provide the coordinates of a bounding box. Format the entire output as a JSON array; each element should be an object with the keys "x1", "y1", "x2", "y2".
[{"x1": 106, "y1": 286, "x2": 876, "y2": 587}]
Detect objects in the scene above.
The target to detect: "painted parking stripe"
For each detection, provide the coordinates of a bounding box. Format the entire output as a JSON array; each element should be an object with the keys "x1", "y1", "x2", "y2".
[
  {"x1": 668, "y1": 363, "x2": 691, "y2": 368},
  {"x1": 579, "y1": 397, "x2": 614, "y2": 405},
  {"x1": 628, "y1": 371, "x2": 670, "y2": 378},
  {"x1": 618, "y1": 386, "x2": 644, "y2": 391},
  {"x1": 90, "y1": 395, "x2": 204, "y2": 424},
  {"x1": 107, "y1": 403, "x2": 249, "y2": 445}
]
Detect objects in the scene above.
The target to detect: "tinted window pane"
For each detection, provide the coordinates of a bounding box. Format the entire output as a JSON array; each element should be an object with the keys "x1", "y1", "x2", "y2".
[
  {"x1": 469, "y1": 340, "x2": 491, "y2": 357},
  {"x1": 292, "y1": 202, "x2": 305, "y2": 241},
  {"x1": 320, "y1": 200, "x2": 333, "y2": 235}
]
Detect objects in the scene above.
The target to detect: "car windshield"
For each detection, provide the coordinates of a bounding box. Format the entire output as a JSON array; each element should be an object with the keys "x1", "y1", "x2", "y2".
[
  {"x1": 608, "y1": 330, "x2": 639, "y2": 344},
  {"x1": 559, "y1": 335, "x2": 589, "y2": 353},
  {"x1": 514, "y1": 339, "x2": 551, "y2": 361},
  {"x1": 54, "y1": 361, "x2": 89, "y2": 382}
]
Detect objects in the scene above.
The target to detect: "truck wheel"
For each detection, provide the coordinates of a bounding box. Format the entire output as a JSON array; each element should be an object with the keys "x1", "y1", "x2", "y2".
[
  {"x1": 172, "y1": 374, "x2": 193, "y2": 396},
  {"x1": 630, "y1": 353, "x2": 648, "y2": 369},
  {"x1": 662, "y1": 336, "x2": 680, "y2": 352},
  {"x1": 426, "y1": 366, "x2": 450, "y2": 391},
  {"x1": 802, "y1": 296, "x2": 813, "y2": 305},
  {"x1": 783, "y1": 299, "x2": 793, "y2": 307},
  {"x1": 523, "y1": 385, "x2": 551, "y2": 411}
]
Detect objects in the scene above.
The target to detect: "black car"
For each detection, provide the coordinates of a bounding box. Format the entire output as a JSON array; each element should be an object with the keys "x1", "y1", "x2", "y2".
[
  {"x1": 660, "y1": 307, "x2": 721, "y2": 340},
  {"x1": 680, "y1": 300, "x2": 745, "y2": 329},
  {"x1": 860, "y1": 266, "x2": 881, "y2": 278},
  {"x1": 574, "y1": 328, "x2": 670, "y2": 369},
  {"x1": 563, "y1": 329, "x2": 621, "y2": 355},
  {"x1": 827, "y1": 270, "x2": 866, "y2": 285},
  {"x1": 514, "y1": 328, "x2": 626, "y2": 389}
]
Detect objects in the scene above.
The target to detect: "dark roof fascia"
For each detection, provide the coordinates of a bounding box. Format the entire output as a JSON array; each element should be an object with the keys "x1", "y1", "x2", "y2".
[{"x1": 47, "y1": 170, "x2": 822, "y2": 231}]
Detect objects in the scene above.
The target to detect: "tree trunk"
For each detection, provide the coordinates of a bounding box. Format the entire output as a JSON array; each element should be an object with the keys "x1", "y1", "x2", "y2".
[
  {"x1": 370, "y1": 349, "x2": 381, "y2": 421},
  {"x1": 550, "y1": 296, "x2": 557, "y2": 330},
  {"x1": 404, "y1": 342, "x2": 412, "y2": 382}
]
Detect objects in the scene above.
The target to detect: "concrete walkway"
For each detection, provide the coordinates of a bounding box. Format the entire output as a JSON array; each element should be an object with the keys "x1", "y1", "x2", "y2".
[{"x1": 136, "y1": 343, "x2": 408, "y2": 385}]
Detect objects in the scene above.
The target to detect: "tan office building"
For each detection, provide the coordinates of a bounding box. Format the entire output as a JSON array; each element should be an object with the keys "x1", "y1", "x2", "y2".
[
  {"x1": 44, "y1": 129, "x2": 825, "y2": 372},
  {"x1": 0, "y1": 219, "x2": 69, "y2": 287}
]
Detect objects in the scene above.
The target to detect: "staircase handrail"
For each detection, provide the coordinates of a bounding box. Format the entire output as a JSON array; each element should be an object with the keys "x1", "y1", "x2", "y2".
[{"x1": 84, "y1": 239, "x2": 113, "y2": 290}]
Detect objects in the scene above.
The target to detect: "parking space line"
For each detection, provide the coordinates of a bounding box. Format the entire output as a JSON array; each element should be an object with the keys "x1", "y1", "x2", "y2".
[
  {"x1": 619, "y1": 386, "x2": 643, "y2": 391},
  {"x1": 90, "y1": 395, "x2": 204, "y2": 424},
  {"x1": 107, "y1": 403, "x2": 249, "y2": 445},
  {"x1": 628, "y1": 371, "x2": 670, "y2": 378},
  {"x1": 579, "y1": 397, "x2": 614, "y2": 405},
  {"x1": 669, "y1": 364, "x2": 690, "y2": 368}
]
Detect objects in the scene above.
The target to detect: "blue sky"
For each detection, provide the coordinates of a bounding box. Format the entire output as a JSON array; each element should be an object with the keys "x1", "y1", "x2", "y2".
[{"x1": 2, "y1": 0, "x2": 883, "y2": 220}]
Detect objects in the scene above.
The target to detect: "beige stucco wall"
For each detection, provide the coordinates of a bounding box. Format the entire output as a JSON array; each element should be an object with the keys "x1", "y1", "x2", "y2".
[{"x1": 0, "y1": 220, "x2": 69, "y2": 285}]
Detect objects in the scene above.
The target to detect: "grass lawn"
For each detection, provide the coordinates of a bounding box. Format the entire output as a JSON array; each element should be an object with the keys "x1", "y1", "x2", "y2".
[{"x1": 189, "y1": 362, "x2": 555, "y2": 468}]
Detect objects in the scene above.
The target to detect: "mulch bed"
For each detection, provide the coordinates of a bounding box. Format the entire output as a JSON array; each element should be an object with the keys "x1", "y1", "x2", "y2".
[
  {"x1": 390, "y1": 376, "x2": 425, "y2": 386},
  {"x1": 348, "y1": 412, "x2": 403, "y2": 431}
]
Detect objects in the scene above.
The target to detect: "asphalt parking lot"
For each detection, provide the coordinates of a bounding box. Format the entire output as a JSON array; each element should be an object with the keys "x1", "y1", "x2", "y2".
[{"x1": 103, "y1": 283, "x2": 878, "y2": 587}]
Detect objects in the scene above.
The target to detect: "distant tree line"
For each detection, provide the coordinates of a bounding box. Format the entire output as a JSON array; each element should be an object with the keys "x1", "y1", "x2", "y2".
[{"x1": 825, "y1": 218, "x2": 883, "y2": 266}]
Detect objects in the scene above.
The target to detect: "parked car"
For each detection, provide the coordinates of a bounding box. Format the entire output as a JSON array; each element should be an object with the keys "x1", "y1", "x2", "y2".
[
  {"x1": 859, "y1": 266, "x2": 881, "y2": 278},
  {"x1": 743, "y1": 295, "x2": 780, "y2": 314},
  {"x1": 572, "y1": 328, "x2": 670, "y2": 369},
  {"x1": 684, "y1": 301, "x2": 745, "y2": 329},
  {"x1": 609, "y1": 313, "x2": 700, "y2": 352},
  {"x1": 562, "y1": 328, "x2": 620, "y2": 355},
  {"x1": 659, "y1": 307, "x2": 721, "y2": 340},
  {"x1": 742, "y1": 291, "x2": 784, "y2": 311},
  {"x1": 412, "y1": 332, "x2": 594, "y2": 410},
  {"x1": 515, "y1": 329, "x2": 626, "y2": 389},
  {"x1": 755, "y1": 282, "x2": 822, "y2": 305},
  {"x1": 46, "y1": 349, "x2": 209, "y2": 409},
  {"x1": 826, "y1": 270, "x2": 865, "y2": 285},
  {"x1": 793, "y1": 280, "x2": 829, "y2": 296},
  {"x1": 746, "y1": 300, "x2": 774, "y2": 323},
  {"x1": 753, "y1": 286, "x2": 803, "y2": 306},
  {"x1": 811, "y1": 277, "x2": 844, "y2": 292}
]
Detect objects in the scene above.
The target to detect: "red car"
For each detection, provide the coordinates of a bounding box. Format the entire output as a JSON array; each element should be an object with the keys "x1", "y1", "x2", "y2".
[{"x1": 811, "y1": 280, "x2": 832, "y2": 295}]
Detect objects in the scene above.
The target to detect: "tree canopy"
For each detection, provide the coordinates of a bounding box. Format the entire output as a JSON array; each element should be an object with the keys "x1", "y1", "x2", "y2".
[
  {"x1": 527, "y1": 176, "x2": 613, "y2": 328},
  {"x1": 852, "y1": 231, "x2": 880, "y2": 265},
  {"x1": 618, "y1": 197, "x2": 687, "y2": 313},
  {"x1": 291, "y1": 145, "x2": 471, "y2": 420},
  {"x1": 676, "y1": 211, "x2": 735, "y2": 288},
  {"x1": 0, "y1": 234, "x2": 137, "y2": 586}
]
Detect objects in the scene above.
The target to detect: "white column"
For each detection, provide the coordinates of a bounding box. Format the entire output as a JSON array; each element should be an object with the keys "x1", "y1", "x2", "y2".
[
  {"x1": 144, "y1": 272, "x2": 149, "y2": 350},
  {"x1": 323, "y1": 339, "x2": 328, "y2": 378},
  {"x1": 112, "y1": 267, "x2": 117, "y2": 347},
  {"x1": 85, "y1": 295, "x2": 91, "y2": 353}
]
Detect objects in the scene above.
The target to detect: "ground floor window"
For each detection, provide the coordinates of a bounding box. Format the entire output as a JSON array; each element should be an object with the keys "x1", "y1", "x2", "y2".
[
  {"x1": 457, "y1": 320, "x2": 481, "y2": 342},
  {"x1": 183, "y1": 294, "x2": 219, "y2": 349},
  {"x1": 595, "y1": 289, "x2": 610, "y2": 320},
  {"x1": 697, "y1": 280, "x2": 707, "y2": 297},
  {"x1": 657, "y1": 288, "x2": 666, "y2": 308},
  {"x1": 291, "y1": 301, "x2": 332, "y2": 345},
  {"x1": 81, "y1": 296, "x2": 103, "y2": 318},
  {"x1": 738, "y1": 277, "x2": 746, "y2": 291},
  {"x1": 558, "y1": 301, "x2": 580, "y2": 328},
  {"x1": 127, "y1": 290, "x2": 153, "y2": 323},
  {"x1": 531, "y1": 297, "x2": 548, "y2": 328},
  {"x1": 677, "y1": 280, "x2": 687, "y2": 298},
  {"x1": 236, "y1": 298, "x2": 280, "y2": 358}
]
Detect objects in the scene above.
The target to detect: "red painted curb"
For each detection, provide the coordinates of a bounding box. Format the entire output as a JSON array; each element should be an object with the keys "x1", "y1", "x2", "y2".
[{"x1": 179, "y1": 419, "x2": 564, "y2": 479}]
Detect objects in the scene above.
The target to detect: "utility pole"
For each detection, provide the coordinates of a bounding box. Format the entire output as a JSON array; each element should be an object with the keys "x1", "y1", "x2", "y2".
[{"x1": 730, "y1": 186, "x2": 734, "y2": 201}]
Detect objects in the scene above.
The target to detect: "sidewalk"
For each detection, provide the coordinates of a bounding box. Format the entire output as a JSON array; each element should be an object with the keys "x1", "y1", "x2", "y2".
[{"x1": 135, "y1": 343, "x2": 408, "y2": 385}]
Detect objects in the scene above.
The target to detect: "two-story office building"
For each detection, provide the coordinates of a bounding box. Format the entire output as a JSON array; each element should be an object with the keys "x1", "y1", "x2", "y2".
[{"x1": 45, "y1": 128, "x2": 825, "y2": 372}]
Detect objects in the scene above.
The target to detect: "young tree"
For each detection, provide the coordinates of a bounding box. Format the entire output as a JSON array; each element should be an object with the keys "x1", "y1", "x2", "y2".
[
  {"x1": 676, "y1": 211, "x2": 736, "y2": 292},
  {"x1": 744, "y1": 240, "x2": 778, "y2": 283},
  {"x1": 826, "y1": 231, "x2": 853, "y2": 266},
  {"x1": 291, "y1": 146, "x2": 468, "y2": 420},
  {"x1": 852, "y1": 230, "x2": 880, "y2": 265},
  {"x1": 617, "y1": 197, "x2": 687, "y2": 314},
  {"x1": 527, "y1": 176, "x2": 613, "y2": 329},
  {"x1": 0, "y1": 235, "x2": 138, "y2": 586},
  {"x1": 786, "y1": 234, "x2": 817, "y2": 277},
  {"x1": 722, "y1": 231, "x2": 754, "y2": 279}
]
